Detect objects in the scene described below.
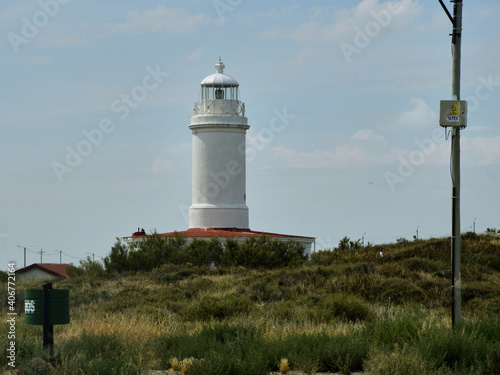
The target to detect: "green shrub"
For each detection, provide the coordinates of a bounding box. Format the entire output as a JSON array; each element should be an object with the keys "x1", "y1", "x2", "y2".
[
  {"x1": 417, "y1": 324, "x2": 493, "y2": 372},
  {"x1": 401, "y1": 257, "x2": 441, "y2": 273},
  {"x1": 155, "y1": 323, "x2": 267, "y2": 373},
  {"x1": 181, "y1": 294, "x2": 253, "y2": 321},
  {"x1": 59, "y1": 332, "x2": 140, "y2": 374},
  {"x1": 0, "y1": 270, "x2": 8, "y2": 282},
  {"x1": 318, "y1": 293, "x2": 373, "y2": 323},
  {"x1": 104, "y1": 234, "x2": 307, "y2": 272},
  {"x1": 374, "y1": 277, "x2": 427, "y2": 304},
  {"x1": 222, "y1": 236, "x2": 307, "y2": 269},
  {"x1": 364, "y1": 309, "x2": 424, "y2": 348},
  {"x1": 184, "y1": 238, "x2": 223, "y2": 266},
  {"x1": 364, "y1": 344, "x2": 436, "y2": 375}
]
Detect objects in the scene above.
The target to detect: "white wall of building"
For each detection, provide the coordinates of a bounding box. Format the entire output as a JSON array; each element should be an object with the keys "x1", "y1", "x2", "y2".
[{"x1": 17, "y1": 268, "x2": 58, "y2": 281}]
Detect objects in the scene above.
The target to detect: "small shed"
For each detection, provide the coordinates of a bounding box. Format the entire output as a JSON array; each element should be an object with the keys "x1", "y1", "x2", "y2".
[{"x1": 16, "y1": 263, "x2": 69, "y2": 281}]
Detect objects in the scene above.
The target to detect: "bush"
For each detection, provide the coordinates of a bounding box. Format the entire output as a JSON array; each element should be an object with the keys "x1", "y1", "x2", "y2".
[
  {"x1": 221, "y1": 236, "x2": 307, "y2": 269},
  {"x1": 59, "y1": 332, "x2": 141, "y2": 374},
  {"x1": 401, "y1": 257, "x2": 441, "y2": 273},
  {"x1": 417, "y1": 324, "x2": 494, "y2": 372},
  {"x1": 364, "y1": 309, "x2": 423, "y2": 348},
  {"x1": 318, "y1": 293, "x2": 373, "y2": 323},
  {"x1": 364, "y1": 344, "x2": 436, "y2": 375},
  {"x1": 181, "y1": 294, "x2": 253, "y2": 321},
  {"x1": 103, "y1": 234, "x2": 307, "y2": 272},
  {"x1": 155, "y1": 323, "x2": 267, "y2": 374},
  {"x1": 0, "y1": 270, "x2": 8, "y2": 282}
]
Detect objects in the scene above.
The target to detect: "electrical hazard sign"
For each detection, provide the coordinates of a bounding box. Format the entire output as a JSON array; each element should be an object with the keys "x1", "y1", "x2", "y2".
[{"x1": 440, "y1": 100, "x2": 467, "y2": 128}]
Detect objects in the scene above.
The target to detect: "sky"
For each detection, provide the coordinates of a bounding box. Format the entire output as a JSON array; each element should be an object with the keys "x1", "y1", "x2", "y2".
[{"x1": 1, "y1": 0, "x2": 499, "y2": 269}]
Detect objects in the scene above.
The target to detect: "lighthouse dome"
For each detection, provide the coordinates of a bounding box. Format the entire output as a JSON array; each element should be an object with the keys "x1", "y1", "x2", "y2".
[
  {"x1": 200, "y1": 58, "x2": 239, "y2": 87},
  {"x1": 199, "y1": 58, "x2": 240, "y2": 101}
]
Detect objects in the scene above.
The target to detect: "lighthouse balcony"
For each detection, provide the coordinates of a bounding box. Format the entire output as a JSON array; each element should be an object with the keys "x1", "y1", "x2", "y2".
[{"x1": 194, "y1": 99, "x2": 245, "y2": 117}]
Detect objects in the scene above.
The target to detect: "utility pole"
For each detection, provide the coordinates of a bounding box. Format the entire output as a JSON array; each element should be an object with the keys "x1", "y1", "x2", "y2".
[
  {"x1": 17, "y1": 245, "x2": 27, "y2": 267},
  {"x1": 450, "y1": 0, "x2": 463, "y2": 328},
  {"x1": 416, "y1": 225, "x2": 420, "y2": 240},
  {"x1": 473, "y1": 218, "x2": 477, "y2": 233},
  {"x1": 55, "y1": 250, "x2": 62, "y2": 264},
  {"x1": 438, "y1": 0, "x2": 464, "y2": 327},
  {"x1": 39, "y1": 249, "x2": 45, "y2": 263}
]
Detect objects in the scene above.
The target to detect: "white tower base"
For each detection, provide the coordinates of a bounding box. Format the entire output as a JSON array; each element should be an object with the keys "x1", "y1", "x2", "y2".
[{"x1": 189, "y1": 205, "x2": 249, "y2": 229}]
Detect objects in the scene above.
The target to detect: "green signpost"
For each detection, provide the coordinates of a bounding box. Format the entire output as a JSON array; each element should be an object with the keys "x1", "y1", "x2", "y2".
[{"x1": 25, "y1": 283, "x2": 70, "y2": 352}]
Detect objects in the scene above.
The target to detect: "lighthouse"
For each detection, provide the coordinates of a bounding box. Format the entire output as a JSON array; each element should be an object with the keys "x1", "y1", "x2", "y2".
[
  {"x1": 189, "y1": 58, "x2": 249, "y2": 229},
  {"x1": 127, "y1": 59, "x2": 315, "y2": 256}
]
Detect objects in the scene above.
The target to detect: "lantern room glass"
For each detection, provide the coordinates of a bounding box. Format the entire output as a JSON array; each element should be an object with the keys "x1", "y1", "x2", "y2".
[{"x1": 201, "y1": 86, "x2": 239, "y2": 100}]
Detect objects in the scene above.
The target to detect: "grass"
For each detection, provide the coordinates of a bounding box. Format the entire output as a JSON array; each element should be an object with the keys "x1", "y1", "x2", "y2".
[{"x1": 1, "y1": 234, "x2": 499, "y2": 374}]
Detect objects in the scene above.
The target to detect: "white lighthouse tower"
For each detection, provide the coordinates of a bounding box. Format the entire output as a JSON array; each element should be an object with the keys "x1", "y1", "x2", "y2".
[
  {"x1": 127, "y1": 58, "x2": 315, "y2": 255},
  {"x1": 189, "y1": 58, "x2": 250, "y2": 229}
]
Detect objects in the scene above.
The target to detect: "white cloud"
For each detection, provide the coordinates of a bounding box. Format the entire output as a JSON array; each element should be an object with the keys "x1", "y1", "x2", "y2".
[
  {"x1": 109, "y1": 7, "x2": 215, "y2": 34},
  {"x1": 40, "y1": 33, "x2": 89, "y2": 48},
  {"x1": 186, "y1": 47, "x2": 205, "y2": 62},
  {"x1": 273, "y1": 129, "x2": 394, "y2": 168},
  {"x1": 149, "y1": 156, "x2": 174, "y2": 173},
  {"x1": 468, "y1": 136, "x2": 500, "y2": 165},
  {"x1": 259, "y1": 0, "x2": 421, "y2": 44},
  {"x1": 273, "y1": 128, "x2": 500, "y2": 170},
  {"x1": 393, "y1": 98, "x2": 438, "y2": 130}
]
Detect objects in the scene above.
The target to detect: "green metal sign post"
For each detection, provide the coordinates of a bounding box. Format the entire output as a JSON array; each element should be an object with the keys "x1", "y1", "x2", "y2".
[{"x1": 25, "y1": 282, "x2": 70, "y2": 353}]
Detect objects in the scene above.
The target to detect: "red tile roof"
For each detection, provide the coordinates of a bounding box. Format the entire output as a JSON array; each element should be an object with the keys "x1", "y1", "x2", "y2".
[
  {"x1": 16, "y1": 263, "x2": 69, "y2": 278},
  {"x1": 127, "y1": 227, "x2": 315, "y2": 240}
]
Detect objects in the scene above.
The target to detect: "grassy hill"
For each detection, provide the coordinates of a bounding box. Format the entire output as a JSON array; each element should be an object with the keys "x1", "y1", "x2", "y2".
[{"x1": 1, "y1": 234, "x2": 500, "y2": 374}]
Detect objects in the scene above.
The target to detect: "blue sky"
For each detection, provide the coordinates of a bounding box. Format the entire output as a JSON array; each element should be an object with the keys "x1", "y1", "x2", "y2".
[{"x1": 1, "y1": 0, "x2": 499, "y2": 268}]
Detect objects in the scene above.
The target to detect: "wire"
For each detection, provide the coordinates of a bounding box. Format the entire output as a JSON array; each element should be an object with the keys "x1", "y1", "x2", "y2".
[
  {"x1": 449, "y1": 130, "x2": 455, "y2": 186},
  {"x1": 62, "y1": 251, "x2": 82, "y2": 259},
  {"x1": 445, "y1": 127, "x2": 451, "y2": 140}
]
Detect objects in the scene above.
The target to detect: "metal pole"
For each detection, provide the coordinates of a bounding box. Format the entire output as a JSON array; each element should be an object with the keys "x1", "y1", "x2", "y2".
[
  {"x1": 451, "y1": 0, "x2": 463, "y2": 327},
  {"x1": 42, "y1": 282, "x2": 54, "y2": 354},
  {"x1": 17, "y1": 246, "x2": 27, "y2": 267}
]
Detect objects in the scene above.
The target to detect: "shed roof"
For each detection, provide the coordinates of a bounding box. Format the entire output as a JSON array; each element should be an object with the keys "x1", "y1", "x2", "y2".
[{"x1": 16, "y1": 263, "x2": 69, "y2": 278}]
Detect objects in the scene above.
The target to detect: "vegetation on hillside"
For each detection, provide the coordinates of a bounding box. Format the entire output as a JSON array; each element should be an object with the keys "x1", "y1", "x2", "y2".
[
  {"x1": 1, "y1": 232, "x2": 499, "y2": 374},
  {"x1": 95, "y1": 233, "x2": 308, "y2": 274}
]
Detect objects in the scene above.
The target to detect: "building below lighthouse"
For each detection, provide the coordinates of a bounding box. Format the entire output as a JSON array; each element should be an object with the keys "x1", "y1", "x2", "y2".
[{"x1": 128, "y1": 59, "x2": 315, "y2": 255}]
